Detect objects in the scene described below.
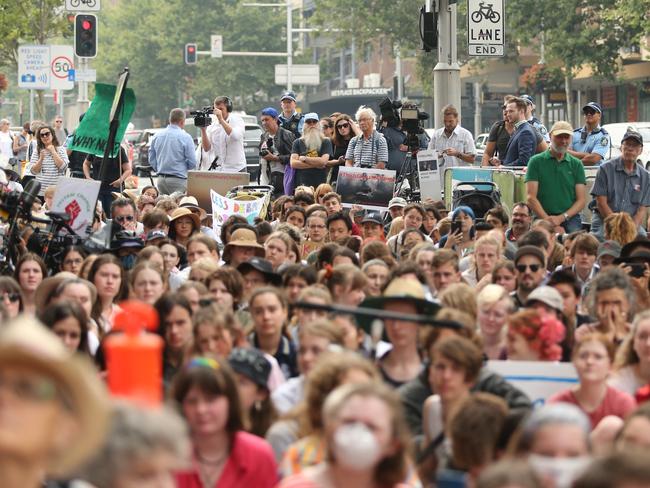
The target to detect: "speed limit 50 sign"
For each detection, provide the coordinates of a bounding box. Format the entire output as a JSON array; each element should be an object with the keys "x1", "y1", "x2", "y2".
[{"x1": 50, "y1": 45, "x2": 75, "y2": 90}]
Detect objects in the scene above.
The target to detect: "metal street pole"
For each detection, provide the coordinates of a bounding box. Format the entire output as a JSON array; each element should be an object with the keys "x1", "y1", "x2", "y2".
[{"x1": 433, "y1": 0, "x2": 461, "y2": 128}]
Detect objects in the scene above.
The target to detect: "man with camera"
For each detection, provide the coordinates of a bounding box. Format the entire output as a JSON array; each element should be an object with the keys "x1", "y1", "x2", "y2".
[
  {"x1": 278, "y1": 91, "x2": 304, "y2": 138},
  {"x1": 199, "y1": 96, "x2": 246, "y2": 174},
  {"x1": 427, "y1": 105, "x2": 475, "y2": 167},
  {"x1": 345, "y1": 107, "x2": 388, "y2": 169},
  {"x1": 149, "y1": 108, "x2": 197, "y2": 195},
  {"x1": 259, "y1": 107, "x2": 295, "y2": 198}
]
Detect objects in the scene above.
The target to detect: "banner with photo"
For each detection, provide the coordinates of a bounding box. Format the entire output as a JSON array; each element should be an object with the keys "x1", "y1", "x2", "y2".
[
  {"x1": 336, "y1": 166, "x2": 396, "y2": 211},
  {"x1": 210, "y1": 189, "x2": 266, "y2": 238},
  {"x1": 51, "y1": 177, "x2": 101, "y2": 237},
  {"x1": 416, "y1": 149, "x2": 442, "y2": 201}
]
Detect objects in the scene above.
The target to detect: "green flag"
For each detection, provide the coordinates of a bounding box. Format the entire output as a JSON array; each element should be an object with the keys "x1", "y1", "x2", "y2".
[{"x1": 69, "y1": 83, "x2": 136, "y2": 158}]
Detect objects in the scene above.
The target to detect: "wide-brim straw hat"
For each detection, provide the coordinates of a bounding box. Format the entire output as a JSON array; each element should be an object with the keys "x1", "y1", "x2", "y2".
[
  {"x1": 223, "y1": 228, "x2": 265, "y2": 262},
  {"x1": 357, "y1": 278, "x2": 440, "y2": 339},
  {"x1": 179, "y1": 195, "x2": 207, "y2": 220},
  {"x1": 34, "y1": 272, "x2": 78, "y2": 311},
  {"x1": 0, "y1": 317, "x2": 110, "y2": 477},
  {"x1": 169, "y1": 207, "x2": 200, "y2": 229}
]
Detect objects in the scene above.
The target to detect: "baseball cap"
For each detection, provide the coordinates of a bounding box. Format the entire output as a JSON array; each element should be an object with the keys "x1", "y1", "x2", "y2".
[
  {"x1": 521, "y1": 94, "x2": 535, "y2": 105},
  {"x1": 582, "y1": 102, "x2": 602, "y2": 114},
  {"x1": 261, "y1": 107, "x2": 280, "y2": 119},
  {"x1": 145, "y1": 229, "x2": 167, "y2": 242},
  {"x1": 515, "y1": 245, "x2": 546, "y2": 267},
  {"x1": 361, "y1": 210, "x2": 383, "y2": 225},
  {"x1": 526, "y1": 286, "x2": 564, "y2": 312},
  {"x1": 280, "y1": 90, "x2": 297, "y2": 102},
  {"x1": 237, "y1": 257, "x2": 282, "y2": 286},
  {"x1": 388, "y1": 197, "x2": 407, "y2": 209},
  {"x1": 621, "y1": 129, "x2": 643, "y2": 146},
  {"x1": 597, "y1": 240, "x2": 622, "y2": 260},
  {"x1": 549, "y1": 121, "x2": 573, "y2": 136},
  {"x1": 303, "y1": 112, "x2": 319, "y2": 122},
  {"x1": 228, "y1": 348, "x2": 271, "y2": 389}
]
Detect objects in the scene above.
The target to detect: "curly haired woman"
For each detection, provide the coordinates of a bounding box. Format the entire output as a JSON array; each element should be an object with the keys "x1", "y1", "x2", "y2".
[{"x1": 506, "y1": 309, "x2": 565, "y2": 361}]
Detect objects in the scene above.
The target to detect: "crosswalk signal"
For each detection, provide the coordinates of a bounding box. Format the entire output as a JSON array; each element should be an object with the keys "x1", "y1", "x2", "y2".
[
  {"x1": 74, "y1": 14, "x2": 97, "y2": 58},
  {"x1": 185, "y1": 43, "x2": 197, "y2": 65}
]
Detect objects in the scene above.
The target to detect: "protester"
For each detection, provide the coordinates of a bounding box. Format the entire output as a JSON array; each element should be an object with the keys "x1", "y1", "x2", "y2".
[{"x1": 28, "y1": 124, "x2": 69, "y2": 196}]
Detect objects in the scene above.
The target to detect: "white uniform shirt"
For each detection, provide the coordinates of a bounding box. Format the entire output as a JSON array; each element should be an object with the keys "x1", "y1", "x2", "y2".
[
  {"x1": 206, "y1": 113, "x2": 246, "y2": 172},
  {"x1": 427, "y1": 125, "x2": 476, "y2": 168}
]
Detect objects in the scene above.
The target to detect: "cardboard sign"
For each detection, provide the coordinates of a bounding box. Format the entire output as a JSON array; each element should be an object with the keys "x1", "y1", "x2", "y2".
[
  {"x1": 486, "y1": 360, "x2": 578, "y2": 406},
  {"x1": 51, "y1": 177, "x2": 101, "y2": 237},
  {"x1": 336, "y1": 166, "x2": 396, "y2": 211},
  {"x1": 210, "y1": 189, "x2": 265, "y2": 237},
  {"x1": 68, "y1": 83, "x2": 136, "y2": 158},
  {"x1": 417, "y1": 149, "x2": 442, "y2": 201},
  {"x1": 187, "y1": 171, "x2": 250, "y2": 212}
]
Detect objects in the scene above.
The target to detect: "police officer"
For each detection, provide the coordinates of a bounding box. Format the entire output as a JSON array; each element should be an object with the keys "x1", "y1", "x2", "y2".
[
  {"x1": 569, "y1": 102, "x2": 610, "y2": 166},
  {"x1": 521, "y1": 94, "x2": 549, "y2": 143},
  {"x1": 278, "y1": 90, "x2": 304, "y2": 139}
]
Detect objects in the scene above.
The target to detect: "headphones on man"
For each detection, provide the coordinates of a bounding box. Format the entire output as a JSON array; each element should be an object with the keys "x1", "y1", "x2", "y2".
[{"x1": 214, "y1": 96, "x2": 233, "y2": 113}]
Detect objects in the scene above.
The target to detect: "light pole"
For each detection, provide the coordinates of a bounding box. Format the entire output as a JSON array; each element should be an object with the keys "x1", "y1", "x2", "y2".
[
  {"x1": 243, "y1": 2, "x2": 293, "y2": 90},
  {"x1": 432, "y1": 0, "x2": 461, "y2": 128}
]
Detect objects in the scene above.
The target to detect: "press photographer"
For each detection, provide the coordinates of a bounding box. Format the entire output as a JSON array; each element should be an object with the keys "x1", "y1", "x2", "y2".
[
  {"x1": 378, "y1": 98, "x2": 430, "y2": 171},
  {"x1": 199, "y1": 96, "x2": 246, "y2": 173},
  {"x1": 259, "y1": 107, "x2": 296, "y2": 197}
]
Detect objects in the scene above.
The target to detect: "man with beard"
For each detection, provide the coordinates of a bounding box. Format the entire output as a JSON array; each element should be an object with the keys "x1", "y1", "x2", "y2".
[
  {"x1": 505, "y1": 202, "x2": 532, "y2": 243},
  {"x1": 512, "y1": 245, "x2": 547, "y2": 309},
  {"x1": 290, "y1": 112, "x2": 332, "y2": 188},
  {"x1": 501, "y1": 97, "x2": 537, "y2": 167},
  {"x1": 526, "y1": 121, "x2": 587, "y2": 234}
]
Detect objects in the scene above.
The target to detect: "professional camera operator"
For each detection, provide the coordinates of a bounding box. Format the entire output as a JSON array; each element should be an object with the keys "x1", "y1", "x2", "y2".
[
  {"x1": 259, "y1": 107, "x2": 295, "y2": 198},
  {"x1": 379, "y1": 119, "x2": 409, "y2": 171},
  {"x1": 345, "y1": 107, "x2": 388, "y2": 169},
  {"x1": 200, "y1": 96, "x2": 246, "y2": 173}
]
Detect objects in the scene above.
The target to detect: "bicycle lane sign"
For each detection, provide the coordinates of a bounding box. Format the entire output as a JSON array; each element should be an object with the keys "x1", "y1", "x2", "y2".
[{"x1": 468, "y1": 0, "x2": 505, "y2": 57}]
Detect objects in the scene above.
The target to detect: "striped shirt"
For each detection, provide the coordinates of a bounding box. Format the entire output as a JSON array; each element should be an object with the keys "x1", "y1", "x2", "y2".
[
  {"x1": 345, "y1": 130, "x2": 389, "y2": 168},
  {"x1": 29, "y1": 146, "x2": 69, "y2": 195}
]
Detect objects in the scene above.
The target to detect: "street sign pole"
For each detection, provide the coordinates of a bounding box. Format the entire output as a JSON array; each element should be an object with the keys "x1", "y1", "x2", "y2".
[{"x1": 433, "y1": 0, "x2": 461, "y2": 128}]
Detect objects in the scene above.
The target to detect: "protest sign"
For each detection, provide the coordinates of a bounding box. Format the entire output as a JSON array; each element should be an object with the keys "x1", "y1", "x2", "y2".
[
  {"x1": 51, "y1": 177, "x2": 101, "y2": 237},
  {"x1": 68, "y1": 83, "x2": 136, "y2": 158},
  {"x1": 336, "y1": 166, "x2": 396, "y2": 211},
  {"x1": 417, "y1": 149, "x2": 442, "y2": 201},
  {"x1": 187, "y1": 171, "x2": 250, "y2": 212},
  {"x1": 210, "y1": 189, "x2": 266, "y2": 238},
  {"x1": 486, "y1": 360, "x2": 578, "y2": 406}
]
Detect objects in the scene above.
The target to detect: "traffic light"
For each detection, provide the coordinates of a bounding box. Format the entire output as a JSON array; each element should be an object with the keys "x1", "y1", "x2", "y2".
[
  {"x1": 74, "y1": 14, "x2": 97, "y2": 58},
  {"x1": 185, "y1": 43, "x2": 197, "y2": 65}
]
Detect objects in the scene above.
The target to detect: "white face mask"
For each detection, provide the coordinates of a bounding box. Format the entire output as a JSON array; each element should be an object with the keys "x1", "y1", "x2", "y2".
[
  {"x1": 528, "y1": 454, "x2": 592, "y2": 488},
  {"x1": 332, "y1": 422, "x2": 381, "y2": 471}
]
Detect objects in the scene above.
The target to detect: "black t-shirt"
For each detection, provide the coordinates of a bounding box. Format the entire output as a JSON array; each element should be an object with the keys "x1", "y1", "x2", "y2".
[
  {"x1": 88, "y1": 147, "x2": 128, "y2": 191},
  {"x1": 488, "y1": 121, "x2": 512, "y2": 159},
  {"x1": 330, "y1": 138, "x2": 351, "y2": 183},
  {"x1": 291, "y1": 138, "x2": 333, "y2": 188}
]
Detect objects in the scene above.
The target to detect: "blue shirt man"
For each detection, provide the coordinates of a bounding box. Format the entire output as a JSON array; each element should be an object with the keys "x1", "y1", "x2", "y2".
[
  {"x1": 590, "y1": 129, "x2": 650, "y2": 240},
  {"x1": 569, "y1": 102, "x2": 610, "y2": 166},
  {"x1": 149, "y1": 108, "x2": 196, "y2": 195},
  {"x1": 502, "y1": 98, "x2": 537, "y2": 166},
  {"x1": 278, "y1": 90, "x2": 304, "y2": 138}
]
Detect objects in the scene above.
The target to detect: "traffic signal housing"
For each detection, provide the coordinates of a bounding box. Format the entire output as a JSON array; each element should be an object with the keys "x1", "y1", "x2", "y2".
[
  {"x1": 185, "y1": 43, "x2": 197, "y2": 65},
  {"x1": 75, "y1": 14, "x2": 97, "y2": 58}
]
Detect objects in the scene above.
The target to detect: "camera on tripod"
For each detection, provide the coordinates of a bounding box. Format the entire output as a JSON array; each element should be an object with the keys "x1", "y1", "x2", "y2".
[
  {"x1": 378, "y1": 98, "x2": 429, "y2": 150},
  {"x1": 190, "y1": 106, "x2": 213, "y2": 128}
]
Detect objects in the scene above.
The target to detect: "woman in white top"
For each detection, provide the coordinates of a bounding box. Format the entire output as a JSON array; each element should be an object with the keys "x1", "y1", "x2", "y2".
[
  {"x1": 609, "y1": 310, "x2": 650, "y2": 396},
  {"x1": 29, "y1": 124, "x2": 68, "y2": 195}
]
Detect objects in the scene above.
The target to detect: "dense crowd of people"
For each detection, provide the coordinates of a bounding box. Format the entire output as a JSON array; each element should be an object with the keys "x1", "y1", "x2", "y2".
[{"x1": 0, "y1": 94, "x2": 649, "y2": 488}]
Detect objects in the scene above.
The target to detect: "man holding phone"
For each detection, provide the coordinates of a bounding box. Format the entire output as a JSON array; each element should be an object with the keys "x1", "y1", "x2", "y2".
[{"x1": 590, "y1": 129, "x2": 650, "y2": 241}]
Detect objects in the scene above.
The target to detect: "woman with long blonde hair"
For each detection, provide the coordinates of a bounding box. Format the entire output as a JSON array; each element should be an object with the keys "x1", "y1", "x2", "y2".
[{"x1": 604, "y1": 212, "x2": 637, "y2": 246}]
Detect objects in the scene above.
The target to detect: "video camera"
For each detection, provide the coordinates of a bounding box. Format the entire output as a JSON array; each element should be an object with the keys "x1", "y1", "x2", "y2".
[
  {"x1": 190, "y1": 106, "x2": 213, "y2": 128},
  {"x1": 400, "y1": 101, "x2": 429, "y2": 137}
]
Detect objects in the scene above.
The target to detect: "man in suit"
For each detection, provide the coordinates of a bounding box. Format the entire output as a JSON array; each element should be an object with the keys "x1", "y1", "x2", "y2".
[{"x1": 501, "y1": 97, "x2": 537, "y2": 167}]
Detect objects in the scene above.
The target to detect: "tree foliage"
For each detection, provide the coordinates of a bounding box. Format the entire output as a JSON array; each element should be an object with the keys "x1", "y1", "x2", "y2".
[{"x1": 98, "y1": 0, "x2": 289, "y2": 120}]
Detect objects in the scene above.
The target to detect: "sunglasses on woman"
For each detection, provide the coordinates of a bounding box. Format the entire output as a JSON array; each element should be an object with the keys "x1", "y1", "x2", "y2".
[
  {"x1": 337, "y1": 123, "x2": 350, "y2": 129},
  {"x1": 40, "y1": 131, "x2": 51, "y2": 137}
]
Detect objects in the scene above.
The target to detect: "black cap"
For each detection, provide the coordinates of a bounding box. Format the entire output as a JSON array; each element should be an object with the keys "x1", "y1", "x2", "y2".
[
  {"x1": 515, "y1": 245, "x2": 546, "y2": 266},
  {"x1": 617, "y1": 237, "x2": 650, "y2": 262},
  {"x1": 280, "y1": 90, "x2": 297, "y2": 102},
  {"x1": 237, "y1": 257, "x2": 282, "y2": 286},
  {"x1": 582, "y1": 102, "x2": 602, "y2": 114},
  {"x1": 228, "y1": 348, "x2": 271, "y2": 389},
  {"x1": 621, "y1": 129, "x2": 643, "y2": 146},
  {"x1": 361, "y1": 211, "x2": 383, "y2": 225}
]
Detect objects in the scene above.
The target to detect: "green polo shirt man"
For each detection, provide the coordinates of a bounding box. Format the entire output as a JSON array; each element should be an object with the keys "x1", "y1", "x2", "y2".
[{"x1": 526, "y1": 121, "x2": 586, "y2": 234}]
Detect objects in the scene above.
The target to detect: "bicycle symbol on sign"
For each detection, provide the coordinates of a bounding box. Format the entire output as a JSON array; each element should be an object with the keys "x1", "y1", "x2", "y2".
[
  {"x1": 70, "y1": 0, "x2": 97, "y2": 7},
  {"x1": 471, "y1": 2, "x2": 501, "y2": 23}
]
